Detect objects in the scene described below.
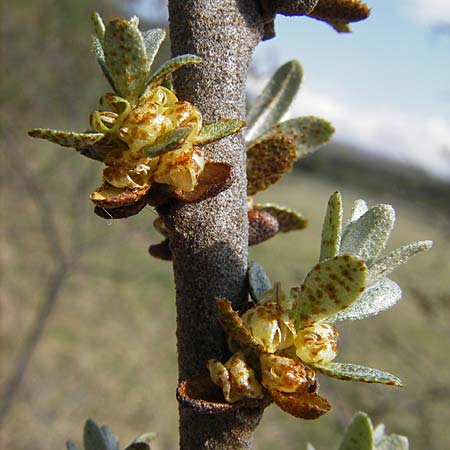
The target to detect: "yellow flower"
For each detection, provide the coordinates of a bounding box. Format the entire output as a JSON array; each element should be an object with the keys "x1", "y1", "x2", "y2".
[
  {"x1": 241, "y1": 302, "x2": 296, "y2": 353},
  {"x1": 295, "y1": 323, "x2": 338, "y2": 364},
  {"x1": 91, "y1": 86, "x2": 204, "y2": 193}
]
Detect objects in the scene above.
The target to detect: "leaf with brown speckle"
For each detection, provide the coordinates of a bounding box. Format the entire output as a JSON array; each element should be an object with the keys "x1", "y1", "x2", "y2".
[
  {"x1": 247, "y1": 133, "x2": 297, "y2": 196},
  {"x1": 103, "y1": 18, "x2": 149, "y2": 104},
  {"x1": 293, "y1": 255, "x2": 367, "y2": 328},
  {"x1": 194, "y1": 119, "x2": 246, "y2": 145},
  {"x1": 320, "y1": 192, "x2": 342, "y2": 262},
  {"x1": 253, "y1": 204, "x2": 307, "y2": 233},
  {"x1": 261, "y1": 116, "x2": 334, "y2": 158},
  {"x1": 216, "y1": 298, "x2": 266, "y2": 352}
]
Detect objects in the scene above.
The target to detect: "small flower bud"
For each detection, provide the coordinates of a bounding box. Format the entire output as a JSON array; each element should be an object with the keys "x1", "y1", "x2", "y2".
[
  {"x1": 241, "y1": 302, "x2": 296, "y2": 353},
  {"x1": 295, "y1": 323, "x2": 338, "y2": 364},
  {"x1": 207, "y1": 352, "x2": 263, "y2": 403},
  {"x1": 260, "y1": 354, "x2": 315, "y2": 393}
]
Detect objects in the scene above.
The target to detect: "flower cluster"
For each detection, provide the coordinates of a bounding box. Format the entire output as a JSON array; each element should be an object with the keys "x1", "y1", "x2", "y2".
[
  {"x1": 29, "y1": 13, "x2": 243, "y2": 219},
  {"x1": 208, "y1": 192, "x2": 432, "y2": 419}
]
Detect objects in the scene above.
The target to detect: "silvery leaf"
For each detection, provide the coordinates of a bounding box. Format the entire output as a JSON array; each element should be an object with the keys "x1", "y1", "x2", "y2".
[
  {"x1": 327, "y1": 277, "x2": 401, "y2": 322},
  {"x1": 341, "y1": 204, "x2": 395, "y2": 266},
  {"x1": 373, "y1": 424, "x2": 386, "y2": 445},
  {"x1": 248, "y1": 261, "x2": 271, "y2": 302},
  {"x1": 376, "y1": 435, "x2": 409, "y2": 450},
  {"x1": 245, "y1": 60, "x2": 302, "y2": 143},
  {"x1": 100, "y1": 425, "x2": 119, "y2": 450},
  {"x1": 338, "y1": 412, "x2": 373, "y2": 450},
  {"x1": 83, "y1": 419, "x2": 109, "y2": 450},
  {"x1": 92, "y1": 38, "x2": 118, "y2": 92},
  {"x1": 368, "y1": 240, "x2": 433, "y2": 286},
  {"x1": 306, "y1": 444, "x2": 317, "y2": 450},
  {"x1": 312, "y1": 362, "x2": 403, "y2": 386},
  {"x1": 346, "y1": 199, "x2": 368, "y2": 225},
  {"x1": 320, "y1": 192, "x2": 342, "y2": 262},
  {"x1": 142, "y1": 28, "x2": 166, "y2": 70}
]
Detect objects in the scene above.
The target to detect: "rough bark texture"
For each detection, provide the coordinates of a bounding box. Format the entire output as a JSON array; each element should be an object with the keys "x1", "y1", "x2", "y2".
[{"x1": 166, "y1": 1, "x2": 265, "y2": 448}]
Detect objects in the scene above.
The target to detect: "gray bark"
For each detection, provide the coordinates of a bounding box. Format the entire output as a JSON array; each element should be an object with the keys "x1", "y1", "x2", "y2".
[{"x1": 165, "y1": 1, "x2": 265, "y2": 448}]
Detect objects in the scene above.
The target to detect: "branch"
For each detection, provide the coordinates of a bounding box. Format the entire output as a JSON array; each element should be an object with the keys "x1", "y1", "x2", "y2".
[{"x1": 166, "y1": 1, "x2": 266, "y2": 448}]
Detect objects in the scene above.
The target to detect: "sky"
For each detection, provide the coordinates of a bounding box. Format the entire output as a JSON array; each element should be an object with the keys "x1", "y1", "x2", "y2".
[
  {"x1": 129, "y1": 0, "x2": 450, "y2": 180},
  {"x1": 252, "y1": 0, "x2": 450, "y2": 179}
]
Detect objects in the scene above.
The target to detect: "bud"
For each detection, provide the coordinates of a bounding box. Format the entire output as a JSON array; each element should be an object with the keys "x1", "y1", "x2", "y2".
[
  {"x1": 295, "y1": 323, "x2": 338, "y2": 364},
  {"x1": 241, "y1": 302, "x2": 296, "y2": 353},
  {"x1": 260, "y1": 354, "x2": 315, "y2": 393},
  {"x1": 207, "y1": 352, "x2": 263, "y2": 403}
]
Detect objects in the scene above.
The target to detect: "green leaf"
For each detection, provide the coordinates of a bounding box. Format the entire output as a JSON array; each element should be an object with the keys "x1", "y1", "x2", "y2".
[
  {"x1": 92, "y1": 12, "x2": 106, "y2": 40},
  {"x1": 216, "y1": 298, "x2": 265, "y2": 352},
  {"x1": 28, "y1": 129, "x2": 105, "y2": 148},
  {"x1": 293, "y1": 255, "x2": 367, "y2": 328},
  {"x1": 248, "y1": 261, "x2": 272, "y2": 302},
  {"x1": 327, "y1": 278, "x2": 401, "y2": 322},
  {"x1": 253, "y1": 203, "x2": 307, "y2": 232},
  {"x1": 262, "y1": 116, "x2": 334, "y2": 158},
  {"x1": 367, "y1": 240, "x2": 433, "y2": 286},
  {"x1": 312, "y1": 362, "x2": 403, "y2": 386},
  {"x1": 340, "y1": 204, "x2": 395, "y2": 267},
  {"x1": 104, "y1": 18, "x2": 149, "y2": 104},
  {"x1": 247, "y1": 133, "x2": 297, "y2": 196},
  {"x1": 100, "y1": 425, "x2": 119, "y2": 450},
  {"x1": 338, "y1": 412, "x2": 374, "y2": 450},
  {"x1": 145, "y1": 54, "x2": 202, "y2": 90},
  {"x1": 66, "y1": 441, "x2": 79, "y2": 450},
  {"x1": 142, "y1": 127, "x2": 191, "y2": 157},
  {"x1": 92, "y1": 38, "x2": 118, "y2": 92},
  {"x1": 142, "y1": 28, "x2": 166, "y2": 70},
  {"x1": 194, "y1": 119, "x2": 245, "y2": 145},
  {"x1": 246, "y1": 60, "x2": 302, "y2": 142},
  {"x1": 320, "y1": 192, "x2": 342, "y2": 262},
  {"x1": 376, "y1": 435, "x2": 409, "y2": 450},
  {"x1": 83, "y1": 419, "x2": 109, "y2": 450}
]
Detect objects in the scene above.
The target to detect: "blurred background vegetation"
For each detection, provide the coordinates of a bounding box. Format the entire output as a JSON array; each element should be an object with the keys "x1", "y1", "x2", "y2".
[{"x1": 1, "y1": 1, "x2": 449, "y2": 449}]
